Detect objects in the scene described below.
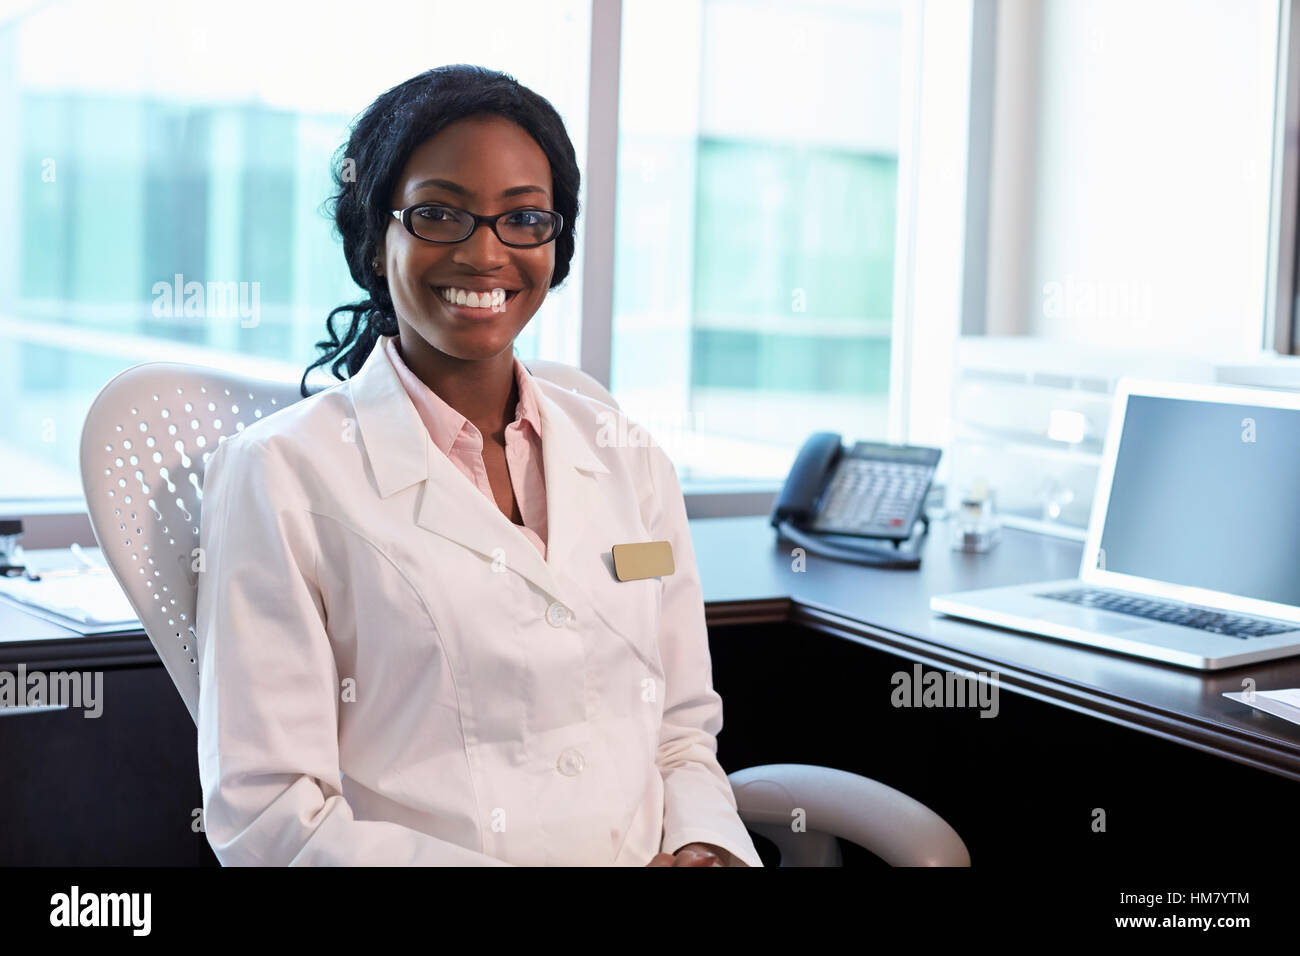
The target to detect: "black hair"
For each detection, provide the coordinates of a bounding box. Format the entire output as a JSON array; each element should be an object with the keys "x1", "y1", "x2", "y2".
[{"x1": 300, "y1": 64, "x2": 581, "y2": 397}]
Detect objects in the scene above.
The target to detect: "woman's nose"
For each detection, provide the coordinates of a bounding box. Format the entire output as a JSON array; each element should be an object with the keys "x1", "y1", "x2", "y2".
[{"x1": 451, "y1": 221, "x2": 511, "y2": 271}]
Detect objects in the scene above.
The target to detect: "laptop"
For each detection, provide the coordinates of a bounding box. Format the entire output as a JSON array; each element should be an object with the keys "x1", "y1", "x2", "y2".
[{"x1": 930, "y1": 377, "x2": 1300, "y2": 670}]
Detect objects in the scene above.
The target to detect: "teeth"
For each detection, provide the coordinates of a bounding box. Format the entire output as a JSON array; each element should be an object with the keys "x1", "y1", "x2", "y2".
[{"x1": 440, "y1": 287, "x2": 511, "y2": 309}]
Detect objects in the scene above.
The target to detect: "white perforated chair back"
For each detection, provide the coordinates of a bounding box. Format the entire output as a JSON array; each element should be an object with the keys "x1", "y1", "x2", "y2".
[
  {"x1": 79, "y1": 365, "x2": 309, "y2": 724},
  {"x1": 79, "y1": 356, "x2": 618, "y2": 725}
]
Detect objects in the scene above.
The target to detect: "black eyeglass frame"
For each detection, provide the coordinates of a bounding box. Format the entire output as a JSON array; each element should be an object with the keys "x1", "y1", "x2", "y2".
[{"x1": 390, "y1": 202, "x2": 564, "y2": 248}]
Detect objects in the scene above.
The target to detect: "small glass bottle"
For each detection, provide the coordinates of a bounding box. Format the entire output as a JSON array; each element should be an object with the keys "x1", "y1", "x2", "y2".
[{"x1": 951, "y1": 480, "x2": 1001, "y2": 553}]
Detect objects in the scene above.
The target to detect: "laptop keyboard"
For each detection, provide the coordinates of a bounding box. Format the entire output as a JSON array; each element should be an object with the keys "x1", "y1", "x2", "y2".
[{"x1": 1037, "y1": 588, "x2": 1299, "y2": 639}]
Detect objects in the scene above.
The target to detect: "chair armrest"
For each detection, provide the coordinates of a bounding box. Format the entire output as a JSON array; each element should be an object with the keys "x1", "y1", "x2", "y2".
[{"x1": 728, "y1": 763, "x2": 971, "y2": 867}]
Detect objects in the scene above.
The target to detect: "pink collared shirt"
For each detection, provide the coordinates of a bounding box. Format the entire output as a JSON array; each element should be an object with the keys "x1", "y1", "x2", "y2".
[{"x1": 382, "y1": 335, "x2": 548, "y2": 559}]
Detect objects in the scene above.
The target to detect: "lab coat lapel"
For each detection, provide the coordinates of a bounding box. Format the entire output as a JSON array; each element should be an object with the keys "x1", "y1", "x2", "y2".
[
  {"x1": 530, "y1": 369, "x2": 612, "y2": 582},
  {"x1": 348, "y1": 337, "x2": 609, "y2": 604}
]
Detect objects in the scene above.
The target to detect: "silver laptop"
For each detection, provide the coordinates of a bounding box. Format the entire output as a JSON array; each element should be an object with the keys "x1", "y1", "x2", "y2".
[{"x1": 931, "y1": 377, "x2": 1300, "y2": 670}]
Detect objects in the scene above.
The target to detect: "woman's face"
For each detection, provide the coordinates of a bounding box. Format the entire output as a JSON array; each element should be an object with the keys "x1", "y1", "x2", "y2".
[{"x1": 382, "y1": 114, "x2": 556, "y2": 361}]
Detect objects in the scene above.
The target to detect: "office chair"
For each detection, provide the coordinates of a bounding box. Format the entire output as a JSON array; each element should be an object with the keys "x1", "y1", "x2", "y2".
[{"x1": 79, "y1": 357, "x2": 970, "y2": 868}]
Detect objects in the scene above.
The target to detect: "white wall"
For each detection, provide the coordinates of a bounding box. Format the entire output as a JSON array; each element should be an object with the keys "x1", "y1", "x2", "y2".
[{"x1": 990, "y1": 0, "x2": 1280, "y2": 356}]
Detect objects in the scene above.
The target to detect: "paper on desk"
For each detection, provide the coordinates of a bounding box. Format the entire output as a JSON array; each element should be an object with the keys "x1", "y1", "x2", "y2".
[
  {"x1": 0, "y1": 568, "x2": 138, "y2": 627},
  {"x1": 1223, "y1": 688, "x2": 1300, "y2": 727}
]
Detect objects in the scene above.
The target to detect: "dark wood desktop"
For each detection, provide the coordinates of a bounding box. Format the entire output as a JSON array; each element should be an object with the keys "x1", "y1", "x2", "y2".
[{"x1": 696, "y1": 515, "x2": 1300, "y2": 867}]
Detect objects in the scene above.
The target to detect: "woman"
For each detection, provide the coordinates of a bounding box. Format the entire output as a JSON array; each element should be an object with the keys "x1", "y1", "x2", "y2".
[{"x1": 195, "y1": 64, "x2": 761, "y2": 867}]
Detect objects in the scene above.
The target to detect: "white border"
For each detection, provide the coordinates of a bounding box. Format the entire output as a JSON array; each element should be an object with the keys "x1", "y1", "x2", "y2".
[{"x1": 1080, "y1": 376, "x2": 1300, "y2": 626}]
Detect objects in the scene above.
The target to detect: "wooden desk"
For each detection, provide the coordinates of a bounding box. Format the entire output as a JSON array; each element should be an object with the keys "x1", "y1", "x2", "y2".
[
  {"x1": 694, "y1": 515, "x2": 1300, "y2": 781},
  {"x1": 692, "y1": 515, "x2": 1300, "y2": 866},
  {"x1": 0, "y1": 602, "x2": 212, "y2": 865}
]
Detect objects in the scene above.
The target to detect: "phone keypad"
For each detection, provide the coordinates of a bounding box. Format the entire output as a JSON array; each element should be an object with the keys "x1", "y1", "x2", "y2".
[{"x1": 812, "y1": 459, "x2": 933, "y2": 537}]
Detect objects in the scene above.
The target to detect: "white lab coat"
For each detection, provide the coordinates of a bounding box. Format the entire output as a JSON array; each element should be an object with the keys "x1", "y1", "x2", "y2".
[{"x1": 194, "y1": 338, "x2": 762, "y2": 867}]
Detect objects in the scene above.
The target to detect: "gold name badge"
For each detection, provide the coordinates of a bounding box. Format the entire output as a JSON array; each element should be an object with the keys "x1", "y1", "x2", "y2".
[{"x1": 612, "y1": 541, "x2": 675, "y2": 581}]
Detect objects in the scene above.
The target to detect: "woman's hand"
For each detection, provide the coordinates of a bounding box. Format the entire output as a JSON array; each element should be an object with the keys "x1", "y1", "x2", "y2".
[{"x1": 645, "y1": 842, "x2": 742, "y2": 866}]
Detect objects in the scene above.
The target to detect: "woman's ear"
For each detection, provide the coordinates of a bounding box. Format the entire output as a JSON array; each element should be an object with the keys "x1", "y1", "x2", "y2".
[{"x1": 372, "y1": 245, "x2": 385, "y2": 277}]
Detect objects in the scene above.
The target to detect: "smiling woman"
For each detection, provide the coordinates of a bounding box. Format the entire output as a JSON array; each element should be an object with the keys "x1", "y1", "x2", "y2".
[{"x1": 195, "y1": 64, "x2": 762, "y2": 868}]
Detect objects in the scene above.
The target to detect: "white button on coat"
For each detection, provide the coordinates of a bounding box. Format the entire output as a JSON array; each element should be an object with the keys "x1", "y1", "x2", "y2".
[
  {"x1": 556, "y1": 748, "x2": 585, "y2": 776},
  {"x1": 194, "y1": 338, "x2": 762, "y2": 867}
]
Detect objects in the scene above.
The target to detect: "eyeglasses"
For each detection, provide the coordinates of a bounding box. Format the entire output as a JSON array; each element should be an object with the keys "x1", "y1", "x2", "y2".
[{"x1": 391, "y1": 202, "x2": 564, "y2": 248}]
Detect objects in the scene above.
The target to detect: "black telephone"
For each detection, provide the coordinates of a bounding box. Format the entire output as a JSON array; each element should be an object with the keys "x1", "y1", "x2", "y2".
[{"x1": 770, "y1": 432, "x2": 942, "y2": 570}]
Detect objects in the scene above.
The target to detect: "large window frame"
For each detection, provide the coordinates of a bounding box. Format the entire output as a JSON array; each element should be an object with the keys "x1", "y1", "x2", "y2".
[
  {"x1": 7, "y1": 0, "x2": 951, "y2": 545},
  {"x1": 1269, "y1": 0, "x2": 1300, "y2": 354},
  {"x1": 18, "y1": 0, "x2": 1300, "y2": 549}
]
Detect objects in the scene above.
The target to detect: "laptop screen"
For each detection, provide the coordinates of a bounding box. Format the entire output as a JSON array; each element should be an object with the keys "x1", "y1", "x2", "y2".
[{"x1": 1097, "y1": 393, "x2": 1300, "y2": 608}]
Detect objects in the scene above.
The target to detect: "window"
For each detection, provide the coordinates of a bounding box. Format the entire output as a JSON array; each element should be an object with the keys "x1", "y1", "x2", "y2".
[
  {"x1": 611, "y1": 0, "x2": 910, "y2": 484},
  {"x1": 0, "y1": 0, "x2": 590, "y2": 502},
  {"x1": 980, "y1": 0, "x2": 1281, "y2": 350},
  {"x1": 948, "y1": 0, "x2": 1289, "y2": 537}
]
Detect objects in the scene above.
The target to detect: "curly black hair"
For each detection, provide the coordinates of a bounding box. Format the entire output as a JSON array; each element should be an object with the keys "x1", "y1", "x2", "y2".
[{"x1": 300, "y1": 64, "x2": 581, "y2": 397}]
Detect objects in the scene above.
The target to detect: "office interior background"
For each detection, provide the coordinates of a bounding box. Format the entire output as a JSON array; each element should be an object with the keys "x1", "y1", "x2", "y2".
[
  {"x1": 2, "y1": 0, "x2": 1289, "y2": 538},
  {"x1": 4, "y1": 0, "x2": 1291, "y2": 541},
  {"x1": 4, "y1": 0, "x2": 1300, "y2": 894}
]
